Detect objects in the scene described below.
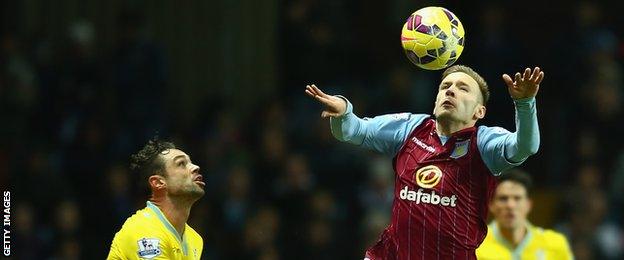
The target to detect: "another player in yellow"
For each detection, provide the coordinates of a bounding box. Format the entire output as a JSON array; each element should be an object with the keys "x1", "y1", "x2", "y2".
[
  {"x1": 108, "y1": 138, "x2": 205, "y2": 259},
  {"x1": 477, "y1": 169, "x2": 572, "y2": 260}
]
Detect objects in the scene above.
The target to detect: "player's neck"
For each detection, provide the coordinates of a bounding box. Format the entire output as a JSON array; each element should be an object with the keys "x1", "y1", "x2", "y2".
[
  {"x1": 499, "y1": 223, "x2": 528, "y2": 248},
  {"x1": 150, "y1": 196, "x2": 194, "y2": 237},
  {"x1": 435, "y1": 119, "x2": 473, "y2": 136}
]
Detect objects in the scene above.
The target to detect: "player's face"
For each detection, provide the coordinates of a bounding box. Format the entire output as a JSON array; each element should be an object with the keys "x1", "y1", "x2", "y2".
[
  {"x1": 160, "y1": 149, "x2": 205, "y2": 199},
  {"x1": 433, "y1": 72, "x2": 485, "y2": 124},
  {"x1": 489, "y1": 181, "x2": 532, "y2": 230}
]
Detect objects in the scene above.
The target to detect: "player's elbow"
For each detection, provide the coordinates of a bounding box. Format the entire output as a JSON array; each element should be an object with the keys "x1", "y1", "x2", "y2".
[
  {"x1": 509, "y1": 141, "x2": 539, "y2": 162},
  {"x1": 519, "y1": 143, "x2": 539, "y2": 159},
  {"x1": 528, "y1": 141, "x2": 539, "y2": 155},
  {"x1": 517, "y1": 134, "x2": 539, "y2": 156}
]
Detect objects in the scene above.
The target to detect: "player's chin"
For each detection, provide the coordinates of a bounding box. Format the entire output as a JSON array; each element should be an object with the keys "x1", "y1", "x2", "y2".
[
  {"x1": 193, "y1": 182, "x2": 205, "y2": 192},
  {"x1": 189, "y1": 187, "x2": 205, "y2": 197},
  {"x1": 186, "y1": 183, "x2": 205, "y2": 196},
  {"x1": 501, "y1": 218, "x2": 518, "y2": 228},
  {"x1": 435, "y1": 111, "x2": 455, "y2": 120}
]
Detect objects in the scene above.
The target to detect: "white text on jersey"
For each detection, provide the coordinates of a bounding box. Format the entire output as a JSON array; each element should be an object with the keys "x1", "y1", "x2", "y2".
[{"x1": 399, "y1": 186, "x2": 457, "y2": 207}]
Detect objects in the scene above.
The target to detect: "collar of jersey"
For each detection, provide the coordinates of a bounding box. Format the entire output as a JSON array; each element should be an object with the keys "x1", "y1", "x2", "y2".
[
  {"x1": 147, "y1": 201, "x2": 189, "y2": 255},
  {"x1": 490, "y1": 221, "x2": 534, "y2": 257}
]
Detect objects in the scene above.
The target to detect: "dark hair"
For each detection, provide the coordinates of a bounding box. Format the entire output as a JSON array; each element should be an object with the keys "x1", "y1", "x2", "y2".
[
  {"x1": 498, "y1": 168, "x2": 533, "y2": 196},
  {"x1": 130, "y1": 137, "x2": 176, "y2": 194},
  {"x1": 442, "y1": 65, "x2": 490, "y2": 105}
]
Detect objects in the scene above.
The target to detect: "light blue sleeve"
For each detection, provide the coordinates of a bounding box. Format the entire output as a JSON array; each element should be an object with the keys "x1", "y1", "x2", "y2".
[
  {"x1": 478, "y1": 97, "x2": 540, "y2": 175},
  {"x1": 329, "y1": 96, "x2": 429, "y2": 156}
]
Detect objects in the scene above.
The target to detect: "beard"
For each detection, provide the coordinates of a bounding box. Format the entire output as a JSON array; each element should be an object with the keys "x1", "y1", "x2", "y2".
[
  {"x1": 169, "y1": 182, "x2": 205, "y2": 200},
  {"x1": 186, "y1": 185, "x2": 205, "y2": 197},
  {"x1": 185, "y1": 183, "x2": 205, "y2": 198}
]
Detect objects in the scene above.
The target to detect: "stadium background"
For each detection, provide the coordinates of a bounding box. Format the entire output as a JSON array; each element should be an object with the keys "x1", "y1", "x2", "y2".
[{"x1": 2, "y1": 0, "x2": 623, "y2": 259}]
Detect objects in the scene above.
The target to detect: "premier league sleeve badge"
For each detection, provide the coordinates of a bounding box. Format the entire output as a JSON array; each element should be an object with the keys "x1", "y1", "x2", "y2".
[{"x1": 137, "y1": 238, "x2": 162, "y2": 259}]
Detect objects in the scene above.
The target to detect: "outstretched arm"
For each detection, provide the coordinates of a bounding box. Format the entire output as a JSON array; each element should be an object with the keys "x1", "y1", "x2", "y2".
[
  {"x1": 305, "y1": 84, "x2": 426, "y2": 156},
  {"x1": 503, "y1": 67, "x2": 543, "y2": 162},
  {"x1": 479, "y1": 67, "x2": 543, "y2": 174}
]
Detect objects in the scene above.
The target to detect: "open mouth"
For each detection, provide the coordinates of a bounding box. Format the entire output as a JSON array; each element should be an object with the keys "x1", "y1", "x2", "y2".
[
  {"x1": 193, "y1": 175, "x2": 205, "y2": 187},
  {"x1": 441, "y1": 100, "x2": 455, "y2": 107}
]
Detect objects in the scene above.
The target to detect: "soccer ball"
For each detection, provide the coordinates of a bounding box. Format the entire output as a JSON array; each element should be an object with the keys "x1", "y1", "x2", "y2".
[{"x1": 401, "y1": 7, "x2": 465, "y2": 70}]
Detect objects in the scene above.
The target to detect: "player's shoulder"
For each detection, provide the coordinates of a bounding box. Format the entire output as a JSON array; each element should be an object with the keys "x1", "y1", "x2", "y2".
[
  {"x1": 185, "y1": 224, "x2": 204, "y2": 244},
  {"x1": 366, "y1": 113, "x2": 431, "y2": 134},
  {"x1": 483, "y1": 223, "x2": 500, "y2": 241},
  {"x1": 476, "y1": 125, "x2": 513, "y2": 148},
  {"x1": 476, "y1": 225, "x2": 509, "y2": 259},
  {"x1": 113, "y1": 206, "x2": 166, "y2": 240},
  {"x1": 185, "y1": 224, "x2": 202, "y2": 239},
  {"x1": 110, "y1": 205, "x2": 172, "y2": 259},
  {"x1": 374, "y1": 112, "x2": 430, "y2": 122},
  {"x1": 531, "y1": 226, "x2": 570, "y2": 247},
  {"x1": 477, "y1": 125, "x2": 512, "y2": 137},
  {"x1": 124, "y1": 206, "x2": 161, "y2": 228}
]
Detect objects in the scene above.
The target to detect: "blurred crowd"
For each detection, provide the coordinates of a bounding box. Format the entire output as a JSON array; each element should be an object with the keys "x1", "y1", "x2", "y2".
[{"x1": 2, "y1": 1, "x2": 624, "y2": 259}]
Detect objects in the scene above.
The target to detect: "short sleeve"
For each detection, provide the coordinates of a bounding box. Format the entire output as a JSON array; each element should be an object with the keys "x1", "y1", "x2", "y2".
[{"x1": 477, "y1": 126, "x2": 523, "y2": 175}]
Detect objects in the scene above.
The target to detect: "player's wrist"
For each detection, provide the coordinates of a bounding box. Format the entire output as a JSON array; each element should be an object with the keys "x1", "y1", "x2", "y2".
[
  {"x1": 512, "y1": 96, "x2": 535, "y2": 104},
  {"x1": 333, "y1": 95, "x2": 351, "y2": 117}
]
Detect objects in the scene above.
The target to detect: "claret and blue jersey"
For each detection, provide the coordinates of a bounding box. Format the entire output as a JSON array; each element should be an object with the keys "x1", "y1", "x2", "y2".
[{"x1": 331, "y1": 97, "x2": 539, "y2": 260}]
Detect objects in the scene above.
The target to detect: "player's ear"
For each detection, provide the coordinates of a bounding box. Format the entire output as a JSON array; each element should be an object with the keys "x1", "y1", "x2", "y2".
[
  {"x1": 474, "y1": 104, "x2": 486, "y2": 120},
  {"x1": 148, "y1": 175, "x2": 166, "y2": 190}
]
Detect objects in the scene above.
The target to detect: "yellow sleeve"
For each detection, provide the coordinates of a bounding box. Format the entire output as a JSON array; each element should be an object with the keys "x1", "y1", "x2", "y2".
[
  {"x1": 546, "y1": 231, "x2": 573, "y2": 260},
  {"x1": 107, "y1": 235, "x2": 123, "y2": 259},
  {"x1": 107, "y1": 225, "x2": 173, "y2": 259},
  {"x1": 476, "y1": 230, "x2": 511, "y2": 260}
]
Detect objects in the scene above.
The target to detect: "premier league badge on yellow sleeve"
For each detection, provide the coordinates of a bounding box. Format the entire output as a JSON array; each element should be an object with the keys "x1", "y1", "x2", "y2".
[
  {"x1": 450, "y1": 140, "x2": 469, "y2": 159},
  {"x1": 137, "y1": 238, "x2": 162, "y2": 259}
]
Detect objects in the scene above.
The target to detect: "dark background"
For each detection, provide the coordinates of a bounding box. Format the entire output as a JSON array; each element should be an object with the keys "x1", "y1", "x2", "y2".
[{"x1": 2, "y1": 0, "x2": 623, "y2": 259}]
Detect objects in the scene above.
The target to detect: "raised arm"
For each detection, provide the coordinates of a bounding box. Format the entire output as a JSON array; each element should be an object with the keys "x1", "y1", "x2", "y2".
[
  {"x1": 305, "y1": 84, "x2": 426, "y2": 156},
  {"x1": 503, "y1": 67, "x2": 543, "y2": 161},
  {"x1": 479, "y1": 67, "x2": 543, "y2": 175}
]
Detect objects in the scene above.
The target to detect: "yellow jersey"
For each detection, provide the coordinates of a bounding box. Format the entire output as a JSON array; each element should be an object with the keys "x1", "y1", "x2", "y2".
[
  {"x1": 107, "y1": 201, "x2": 203, "y2": 260},
  {"x1": 476, "y1": 222, "x2": 572, "y2": 260}
]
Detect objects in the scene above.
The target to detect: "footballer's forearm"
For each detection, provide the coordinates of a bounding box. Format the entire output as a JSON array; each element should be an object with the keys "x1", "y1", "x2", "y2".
[
  {"x1": 505, "y1": 97, "x2": 540, "y2": 162},
  {"x1": 329, "y1": 97, "x2": 366, "y2": 145}
]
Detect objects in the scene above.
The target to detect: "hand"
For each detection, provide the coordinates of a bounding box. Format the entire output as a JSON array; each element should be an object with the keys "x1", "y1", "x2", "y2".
[
  {"x1": 305, "y1": 84, "x2": 347, "y2": 118},
  {"x1": 502, "y1": 67, "x2": 544, "y2": 100}
]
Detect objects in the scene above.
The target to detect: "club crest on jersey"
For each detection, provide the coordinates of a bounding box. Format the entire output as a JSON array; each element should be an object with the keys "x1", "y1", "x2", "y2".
[
  {"x1": 450, "y1": 140, "x2": 470, "y2": 159},
  {"x1": 415, "y1": 165, "x2": 442, "y2": 188},
  {"x1": 137, "y1": 238, "x2": 162, "y2": 259}
]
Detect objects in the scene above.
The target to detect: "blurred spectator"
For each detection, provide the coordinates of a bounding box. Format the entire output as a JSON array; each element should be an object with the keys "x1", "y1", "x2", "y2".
[
  {"x1": 109, "y1": 9, "x2": 168, "y2": 152},
  {"x1": 558, "y1": 164, "x2": 624, "y2": 260},
  {"x1": 106, "y1": 163, "x2": 133, "y2": 225},
  {"x1": 358, "y1": 156, "x2": 394, "y2": 216},
  {"x1": 243, "y1": 206, "x2": 281, "y2": 259},
  {"x1": 13, "y1": 203, "x2": 46, "y2": 259},
  {"x1": 274, "y1": 153, "x2": 315, "y2": 258},
  {"x1": 216, "y1": 164, "x2": 253, "y2": 257},
  {"x1": 53, "y1": 200, "x2": 83, "y2": 259}
]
